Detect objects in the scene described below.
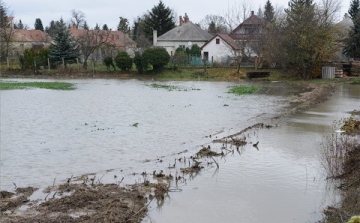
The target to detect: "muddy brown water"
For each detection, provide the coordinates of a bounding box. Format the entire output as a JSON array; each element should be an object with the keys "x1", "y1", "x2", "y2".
[{"x1": 0, "y1": 79, "x2": 359, "y2": 223}]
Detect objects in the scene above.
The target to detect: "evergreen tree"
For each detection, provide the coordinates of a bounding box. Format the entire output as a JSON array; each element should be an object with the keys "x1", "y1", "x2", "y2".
[
  {"x1": 83, "y1": 21, "x2": 89, "y2": 30},
  {"x1": 284, "y1": 0, "x2": 318, "y2": 78},
  {"x1": 94, "y1": 23, "x2": 100, "y2": 30},
  {"x1": 45, "y1": 20, "x2": 58, "y2": 37},
  {"x1": 34, "y1": 18, "x2": 44, "y2": 31},
  {"x1": 48, "y1": 18, "x2": 79, "y2": 68},
  {"x1": 117, "y1": 16, "x2": 129, "y2": 32},
  {"x1": 16, "y1": 20, "x2": 24, "y2": 29},
  {"x1": 143, "y1": 1, "x2": 175, "y2": 41},
  {"x1": 348, "y1": 0, "x2": 360, "y2": 21},
  {"x1": 102, "y1": 24, "x2": 108, "y2": 30},
  {"x1": 264, "y1": 0, "x2": 275, "y2": 23},
  {"x1": 343, "y1": 0, "x2": 360, "y2": 58},
  {"x1": 0, "y1": 1, "x2": 7, "y2": 28}
]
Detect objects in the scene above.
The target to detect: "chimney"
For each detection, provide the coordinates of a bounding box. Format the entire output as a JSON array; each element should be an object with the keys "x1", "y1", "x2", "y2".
[
  {"x1": 179, "y1": 16, "x2": 183, "y2": 26},
  {"x1": 184, "y1": 13, "x2": 189, "y2": 23},
  {"x1": 153, "y1": 30, "x2": 157, "y2": 46},
  {"x1": 72, "y1": 24, "x2": 76, "y2": 29},
  {"x1": 251, "y1": 11, "x2": 254, "y2": 16}
]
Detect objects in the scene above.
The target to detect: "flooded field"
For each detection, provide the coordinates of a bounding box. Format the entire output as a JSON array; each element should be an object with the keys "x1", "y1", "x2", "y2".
[{"x1": 0, "y1": 79, "x2": 359, "y2": 222}]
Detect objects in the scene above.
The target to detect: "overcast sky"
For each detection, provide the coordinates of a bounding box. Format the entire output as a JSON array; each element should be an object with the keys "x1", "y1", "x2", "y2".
[{"x1": 6, "y1": 0, "x2": 350, "y2": 30}]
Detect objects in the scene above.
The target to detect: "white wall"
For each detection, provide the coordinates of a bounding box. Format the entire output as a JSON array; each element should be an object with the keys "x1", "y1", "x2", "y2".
[
  {"x1": 201, "y1": 37, "x2": 237, "y2": 63},
  {"x1": 156, "y1": 41, "x2": 207, "y2": 56}
]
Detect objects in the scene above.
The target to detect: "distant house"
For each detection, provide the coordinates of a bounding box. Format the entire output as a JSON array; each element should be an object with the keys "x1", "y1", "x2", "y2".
[
  {"x1": 153, "y1": 14, "x2": 213, "y2": 56},
  {"x1": 201, "y1": 34, "x2": 241, "y2": 65},
  {"x1": 70, "y1": 24, "x2": 137, "y2": 61},
  {"x1": 12, "y1": 29, "x2": 51, "y2": 56},
  {"x1": 336, "y1": 13, "x2": 353, "y2": 62},
  {"x1": 230, "y1": 11, "x2": 262, "y2": 57}
]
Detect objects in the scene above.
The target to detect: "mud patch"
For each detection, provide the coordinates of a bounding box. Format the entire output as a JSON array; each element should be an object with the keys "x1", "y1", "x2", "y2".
[{"x1": 0, "y1": 183, "x2": 148, "y2": 223}]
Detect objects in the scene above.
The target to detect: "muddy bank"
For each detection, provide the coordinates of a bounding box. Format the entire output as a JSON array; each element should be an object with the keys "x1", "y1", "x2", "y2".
[
  {"x1": 0, "y1": 82, "x2": 337, "y2": 223},
  {"x1": 319, "y1": 115, "x2": 360, "y2": 223}
]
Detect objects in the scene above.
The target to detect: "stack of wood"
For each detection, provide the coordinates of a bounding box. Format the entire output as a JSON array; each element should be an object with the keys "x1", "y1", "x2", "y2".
[{"x1": 351, "y1": 61, "x2": 360, "y2": 76}]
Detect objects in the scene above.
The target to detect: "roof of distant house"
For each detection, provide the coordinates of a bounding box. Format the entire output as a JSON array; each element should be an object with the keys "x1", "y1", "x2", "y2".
[
  {"x1": 231, "y1": 11, "x2": 263, "y2": 34},
  {"x1": 69, "y1": 25, "x2": 136, "y2": 47},
  {"x1": 13, "y1": 29, "x2": 50, "y2": 42},
  {"x1": 338, "y1": 13, "x2": 353, "y2": 30},
  {"x1": 201, "y1": 34, "x2": 240, "y2": 50},
  {"x1": 158, "y1": 19, "x2": 213, "y2": 42}
]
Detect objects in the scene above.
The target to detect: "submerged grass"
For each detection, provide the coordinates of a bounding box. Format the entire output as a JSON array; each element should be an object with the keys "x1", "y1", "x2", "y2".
[
  {"x1": 148, "y1": 83, "x2": 179, "y2": 91},
  {"x1": 0, "y1": 81, "x2": 75, "y2": 90},
  {"x1": 227, "y1": 85, "x2": 262, "y2": 95}
]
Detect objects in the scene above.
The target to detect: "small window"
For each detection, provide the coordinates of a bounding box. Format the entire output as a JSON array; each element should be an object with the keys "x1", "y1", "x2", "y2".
[
  {"x1": 179, "y1": 45, "x2": 185, "y2": 48},
  {"x1": 216, "y1": 38, "x2": 220, "y2": 44}
]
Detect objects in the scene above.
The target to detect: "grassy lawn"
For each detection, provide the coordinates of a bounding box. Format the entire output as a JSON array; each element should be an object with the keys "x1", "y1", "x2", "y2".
[{"x1": 0, "y1": 81, "x2": 75, "y2": 90}]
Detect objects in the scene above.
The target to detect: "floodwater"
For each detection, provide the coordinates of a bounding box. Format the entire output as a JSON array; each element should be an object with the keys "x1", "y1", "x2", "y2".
[{"x1": 0, "y1": 79, "x2": 359, "y2": 223}]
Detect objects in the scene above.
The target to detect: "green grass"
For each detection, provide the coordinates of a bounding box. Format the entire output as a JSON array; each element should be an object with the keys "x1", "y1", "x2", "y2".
[
  {"x1": 228, "y1": 85, "x2": 262, "y2": 95},
  {"x1": 148, "y1": 83, "x2": 179, "y2": 91},
  {"x1": 352, "y1": 78, "x2": 360, "y2": 84},
  {"x1": 0, "y1": 81, "x2": 75, "y2": 90}
]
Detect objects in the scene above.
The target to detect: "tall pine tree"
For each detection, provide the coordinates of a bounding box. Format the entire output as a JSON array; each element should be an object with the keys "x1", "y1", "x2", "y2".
[
  {"x1": 343, "y1": 0, "x2": 360, "y2": 58},
  {"x1": 264, "y1": 0, "x2": 275, "y2": 23},
  {"x1": 348, "y1": 0, "x2": 360, "y2": 21},
  {"x1": 102, "y1": 24, "x2": 108, "y2": 30},
  {"x1": 34, "y1": 18, "x2": 44, "y2": 31},
  {"x1": 143, "y1": 1, "x2": 175, "y2": 41},
  {"x1": 117, "y1": 17, "x2": 129, "y2": 32},
  {"x1": 48, "y1": 18, "x2": 79, "y2": 67}
]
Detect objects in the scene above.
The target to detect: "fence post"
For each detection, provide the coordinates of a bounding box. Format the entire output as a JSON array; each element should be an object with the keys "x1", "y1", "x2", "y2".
[
  {"x1": 48, "y1": 58, "x2": 50, "y2": 71},
  {"x1": 62, "y1": 57, "x2": 65, "y2": 68},
  {"x1": 77, "y1": 58, "x2": 80, "y2": 72},
  {"x1": 7, "y1": 57, "x2": 9, "y2": 69}
]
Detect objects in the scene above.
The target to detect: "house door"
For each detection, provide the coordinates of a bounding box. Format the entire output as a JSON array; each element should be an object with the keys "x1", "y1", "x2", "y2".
[{"x1": 203, "y1": 52, "x2": 209, "y2": 63}]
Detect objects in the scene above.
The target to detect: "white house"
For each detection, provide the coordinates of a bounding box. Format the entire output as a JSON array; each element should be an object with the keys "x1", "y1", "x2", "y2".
[
  {"x1": 153, "y1": 14, "x2": 213, "y2": 56},
  {"x1": 201, "y1": 34, "x2": 241, "y2": 65}
]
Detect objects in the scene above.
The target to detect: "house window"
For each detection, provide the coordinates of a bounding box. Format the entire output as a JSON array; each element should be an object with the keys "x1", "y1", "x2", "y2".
[
  {"x1": 179, "y1": 45, "x2": 185, "y2": 48},
  {"x1": 216, "y1": 38, "x2": 220, "y2": 44}
]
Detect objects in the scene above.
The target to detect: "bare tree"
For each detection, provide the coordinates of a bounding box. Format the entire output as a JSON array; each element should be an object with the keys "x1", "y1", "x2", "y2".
[
  {"x1": 222, "y1": 1, "x2": 254, "y2": 31},
  {"x1": 0, "y1": 1, "x2": 16, "y2": 61},
  {"x1": 74, "y1": 29, "x2": 114, "y2": 69},
  {"x1": 70, "y1": 9, "x2": 86, "y2": 29},
  {"x1": 199, "y1": 14, "x2": 228, "y2": 34}
]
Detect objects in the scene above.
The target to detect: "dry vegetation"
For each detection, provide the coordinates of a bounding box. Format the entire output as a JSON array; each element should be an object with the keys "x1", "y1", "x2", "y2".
[{"x1": 320, "y1": 114, "x2": 360, "y2": 223}]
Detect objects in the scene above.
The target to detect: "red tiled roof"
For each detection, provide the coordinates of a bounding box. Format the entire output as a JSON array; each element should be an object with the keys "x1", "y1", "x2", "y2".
[
  {"x1": 70, "y1": 28, "x2": 136, "y2": 48},
  {"x1": 14, "y1": 29, "x2": 51, "y2": 42},
  {"x1": 230, "y1": 13, "x2": 263, "y2": 36}
]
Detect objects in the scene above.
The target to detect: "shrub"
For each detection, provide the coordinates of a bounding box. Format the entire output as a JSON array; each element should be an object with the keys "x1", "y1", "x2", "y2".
[
  {"x1": 133, "y1": 51, "x2": 143, "y2": 73},
  {"x1": 114, "y1": 51, "x2": 132, "y2": 71},
  {"x1": 103, "y1": 56, "x2": 115, "y2": 71},
  {"x1": 21, "y1": 48, "x2": 49, "y2": 70},
  {"x1": 141, "y1": 47, "x2": 170, "y2": 73},
  {"x1": 171, "y1": 47, "x2": 188, "y2": 67}
]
